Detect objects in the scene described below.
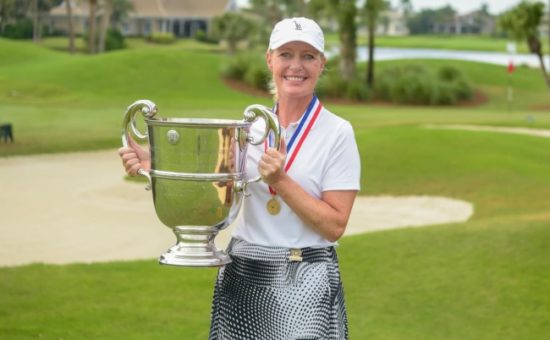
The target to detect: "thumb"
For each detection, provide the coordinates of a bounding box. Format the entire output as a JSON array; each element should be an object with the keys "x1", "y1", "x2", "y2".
[{"x1": 127, "y1": 133, "x2": 141, "y2": 150}]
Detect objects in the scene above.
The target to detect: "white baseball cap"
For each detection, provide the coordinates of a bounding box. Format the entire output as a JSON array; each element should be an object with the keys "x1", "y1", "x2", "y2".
[{"x1": 268, "y1": 17, "x2": 324, "y2": 53}]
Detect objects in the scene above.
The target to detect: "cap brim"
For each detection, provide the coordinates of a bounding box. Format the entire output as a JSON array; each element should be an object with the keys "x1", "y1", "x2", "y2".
[{"x1": 270, "y1": 36, "x2": 323, "y2": 53}]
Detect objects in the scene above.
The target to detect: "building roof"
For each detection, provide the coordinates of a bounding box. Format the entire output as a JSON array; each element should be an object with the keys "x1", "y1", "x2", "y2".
[
  {"x1": 50, "y1": 0, "x2": 233, "y2": 19},
  {"x1": 132, "y1": 0, "x2": 231, "y2": 18}
]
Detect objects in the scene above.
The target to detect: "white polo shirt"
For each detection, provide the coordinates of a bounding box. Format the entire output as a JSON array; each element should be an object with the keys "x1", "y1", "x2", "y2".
[{"x1": 232, "y1": 104, "x2": 361, "y2": 248}]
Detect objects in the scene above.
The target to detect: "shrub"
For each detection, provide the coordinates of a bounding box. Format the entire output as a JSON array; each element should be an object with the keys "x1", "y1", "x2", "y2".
[
  {"x1": 223, "y1": 53, "x2": 256, "y2": 80},
  {"x1": 316, "y1": 71, "x2": 348, "y2": 99},
  {"x1": 316, "y1": 66, "x2": 369, "y2": 101},
  {"x1": 1, "y1": 19, "x2": 33, "y2": 39},
  {"x1": 222, "y1": 52, "x2": 266, "y2": 81},
  {"x1": 438, "y1": 65, "x2": 463, "y2": 82},
  {"x1": 375, "y1": 63, "x2": 473, "y2": 105},
  {"x1": 105, "y1": 28, "x2": 125, "y2": 51},
  {"x1": 452, "y1": 78, "x2": 473, "y2": 100},
  {"x1": 146, "y1": 32, "x2": 176, "y2": 44},
  {"x1": 194, "y1": 29, "x2": 219, "y2": 44},
  {"x1": 345, "y1": 79, "x2": 370, "y2": 101},
  {"x1": 432, "y1": 81, "x2": 458, "y2": 105},
  {"x1": 244, "y1": 63, "x2": 270, "y2": 91}
]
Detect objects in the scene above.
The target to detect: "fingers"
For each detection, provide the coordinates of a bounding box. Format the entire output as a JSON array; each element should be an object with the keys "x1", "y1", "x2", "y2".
[
  {"x1": 118, "y1": 146, "x2": 133, "y2": 157},
  {"x1": 124, "y1": 157, "x2": 142, "y2": 176},
  {"x1": 259, "y1": 147, "x2": 286, "y2": 184},
  {"x1": 118, "y1": 147, "x2": 142, "y2": 176}
]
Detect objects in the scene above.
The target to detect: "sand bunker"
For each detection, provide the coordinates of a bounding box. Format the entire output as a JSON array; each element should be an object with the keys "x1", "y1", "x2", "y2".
[{"x1": 0, "y1": 149, "x2": 473, "y2": 267}]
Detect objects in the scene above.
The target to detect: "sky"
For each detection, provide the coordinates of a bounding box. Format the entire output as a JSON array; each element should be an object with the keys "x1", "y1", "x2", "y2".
[{"x1": 235, "y1": 0, "x2": 531, "y2": 15}]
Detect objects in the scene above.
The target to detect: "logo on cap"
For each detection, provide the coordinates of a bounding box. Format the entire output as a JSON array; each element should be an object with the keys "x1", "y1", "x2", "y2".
[{"x1": 293, "y1": 20, "x2": 302, "y2": 31}]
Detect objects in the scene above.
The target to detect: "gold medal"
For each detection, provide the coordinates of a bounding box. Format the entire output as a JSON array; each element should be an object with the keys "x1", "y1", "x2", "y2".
[{"x1": 267, "y1": 197, "x2": 281, "y2": 215}]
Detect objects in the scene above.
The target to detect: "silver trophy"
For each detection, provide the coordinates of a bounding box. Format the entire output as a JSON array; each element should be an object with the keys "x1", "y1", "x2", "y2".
[{"x1": 122, "y1": 100, "x2": 280, "y2": 267}]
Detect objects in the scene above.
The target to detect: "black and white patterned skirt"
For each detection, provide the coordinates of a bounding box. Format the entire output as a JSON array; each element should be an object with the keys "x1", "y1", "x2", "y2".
[{"x1": 209, "y1": 238, "x2": 349, "y2": 340}]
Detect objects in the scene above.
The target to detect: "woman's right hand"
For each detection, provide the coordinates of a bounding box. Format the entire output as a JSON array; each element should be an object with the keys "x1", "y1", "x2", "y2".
[{"x1": 118, "y1": 135, "x2": 151, "y2": 176}]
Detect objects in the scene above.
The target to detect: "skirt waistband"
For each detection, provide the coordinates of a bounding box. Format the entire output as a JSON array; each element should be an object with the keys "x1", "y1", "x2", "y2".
[{"x1": 227, "y1": 238, "x2": 335, "y2": 263}]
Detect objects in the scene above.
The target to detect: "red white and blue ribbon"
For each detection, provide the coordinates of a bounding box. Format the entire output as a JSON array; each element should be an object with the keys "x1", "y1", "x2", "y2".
[{"x1": 264, "y1": 95, "x2": 323, "y2": 195}]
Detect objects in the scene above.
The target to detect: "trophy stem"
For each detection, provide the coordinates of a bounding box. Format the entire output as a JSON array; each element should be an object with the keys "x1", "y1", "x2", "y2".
[{"x1": 159, "y1": 226, "x2": 232, "y2": 267}]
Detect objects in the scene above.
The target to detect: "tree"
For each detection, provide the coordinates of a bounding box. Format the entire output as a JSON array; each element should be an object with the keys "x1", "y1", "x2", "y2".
[
  {"x1": 248, "y1": 0, "x2": 283, "y2": 27},
  {"x1": 364, "y1": 0, "x2": 389, "y2": 89},
  {"x1": 473, "y1": 2, "x2": 493, "y2": 34},
  {"x1": 98, "y1": 0, "x2": 112, "y2": 53},
  {"x1": 110, "y1": 0, "x2": 132, "y2": 29},
  {"x1": 65, "y1": 0, "x2": 75, "y2": 53},
  {"x1": 211, "y1": 12, "x2": 255, "y2": 54},
  {"x1": 407, "y1": 5, "x2": 457, "y2": 34},
  {"x1": 280, "y1": 0, "x2": 307, "y2": 17},
  {"x1": 499, "y1": 1, "x2": 550, "y2": 89},
  {"x1": 433, "y1": 5, "x2": 456, "y2": 34},
  {"x1": 400, "y1": 0, "x2": 413, "y2": 18},
  {"x1": 309, "y1": 0, "x2": 357, "y2": 81},
  {"x1": 248, "y1": 0, "x2": 307, "y2": 26},
  {"x1": 0, "y1": 0, "x2": 28, "y2": 30},
  {"x1": 31, "y1": 0, "x2": 38, "y2": 41},
  {"x1": 88, "y1": 0, "x2": 97, "y2": 53},
  {"x1": 30, "y1": 0, "x2": 62, "y2": 41},
  {"x1": 407, "y1": 8, "x2": 436, "y2": 34}
]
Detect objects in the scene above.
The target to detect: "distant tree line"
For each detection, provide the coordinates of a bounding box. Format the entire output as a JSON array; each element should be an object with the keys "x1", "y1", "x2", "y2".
[
  {"x1": 0, "y1": 0, "x2": 62, "y2": 40},
  {"x1": 406, "y1": 4, "x2": 493, "y2": 35}
]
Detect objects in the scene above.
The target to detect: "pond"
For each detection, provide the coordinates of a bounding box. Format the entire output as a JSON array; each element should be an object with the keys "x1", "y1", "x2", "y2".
[{"x1": 349, "y1": 46, "x2": 550, "y2": 68}]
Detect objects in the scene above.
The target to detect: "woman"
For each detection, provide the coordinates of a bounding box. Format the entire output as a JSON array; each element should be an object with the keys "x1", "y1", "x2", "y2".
[{"x1": 119, "y1": 17, "x2": 360, "y2": 340}]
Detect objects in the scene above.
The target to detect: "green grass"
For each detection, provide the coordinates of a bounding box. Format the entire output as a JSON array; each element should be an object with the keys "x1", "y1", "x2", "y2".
[
  {"x1": 325, "y1": 32, "x2": 549, "y2": 54},
  {"x1": 1, "y1": 37, "x2": 549, "y2": 156},
  {"x1": 0, "y1": 37, "x2": 549, "y2": 339},
  {"x1": 342, "y1": 218, "x2": 550, "y2": 339},
  {"x1": 1, "y1": 219, "x2": 548, "y2": 340},
  {"x1": 36, "y1": 36, "x2": 224, "y2": 54}
]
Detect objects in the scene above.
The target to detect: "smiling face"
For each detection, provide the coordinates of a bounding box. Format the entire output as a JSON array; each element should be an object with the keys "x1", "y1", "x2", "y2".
[{"x1": 266, "y1": 41, "x2": 326, "y2": 101}]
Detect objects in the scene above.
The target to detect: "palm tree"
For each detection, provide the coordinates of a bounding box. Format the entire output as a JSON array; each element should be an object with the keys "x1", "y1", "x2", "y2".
[
  {"x1": 364, "y1": 0, "x2": 389, "y2": 88},
  {"x1": 249, "y1": 0, "x2": 283, "y2": 27},
  {"x1": 110, "y1": 0, "x2": 133, "y2": 29},
  {"x1": 98, "y1": 0, "x2": 112, "y2": 53},
  {"x1": 212, "y1": 12, "x2": 255, "y2": 54},
  {"x1": 400, "y1": 0, "x2": 413, "y2": 17},
  {"x1": 65, "y1": 0, "x2": 75, "y2": 53},
  {"x1": 310, "y1": 0, "x2": 357, "y2": 81},
  {"x1": 32, "y1": 0, "x2": 38, "y2": 42},
  {"x1": 499, "y1": 1, "x2": 550, "y2": 89},
  {"x1": 88, "y1": 0, "x2": 97, "y2": 53}
]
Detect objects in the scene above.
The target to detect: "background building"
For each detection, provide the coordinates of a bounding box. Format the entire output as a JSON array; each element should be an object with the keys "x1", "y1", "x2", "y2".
[{"x1": 48, "y1": 0, "x2": 236, "y2": 38}]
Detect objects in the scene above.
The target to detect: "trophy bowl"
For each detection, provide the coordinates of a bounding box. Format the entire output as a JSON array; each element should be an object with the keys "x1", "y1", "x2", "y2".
[{"x1": 122, "y1": 100, "x2": 280, "y2": 267}]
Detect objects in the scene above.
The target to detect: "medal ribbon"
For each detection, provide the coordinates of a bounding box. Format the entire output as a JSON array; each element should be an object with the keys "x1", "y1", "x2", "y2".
[{"x1": 264, "y1": 95, "x2": 323, "y2": 195}]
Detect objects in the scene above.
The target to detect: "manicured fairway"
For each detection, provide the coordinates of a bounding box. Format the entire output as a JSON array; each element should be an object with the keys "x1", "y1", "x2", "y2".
[{"x1": 0, "y1": 37, "x2": 549, "y2": 339}]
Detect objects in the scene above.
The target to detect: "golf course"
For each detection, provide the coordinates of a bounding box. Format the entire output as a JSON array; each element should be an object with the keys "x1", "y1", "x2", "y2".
[{"x1": 0, "y1": 36, "x2": 549, "y2": 339}]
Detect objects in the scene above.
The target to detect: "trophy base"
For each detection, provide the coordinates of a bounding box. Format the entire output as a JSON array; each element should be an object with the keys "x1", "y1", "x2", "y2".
[{"x1": 158, "y1": 226, "x2": 232, "y2": 267}]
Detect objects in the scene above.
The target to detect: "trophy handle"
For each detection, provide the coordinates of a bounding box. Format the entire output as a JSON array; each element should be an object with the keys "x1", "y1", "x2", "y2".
[
  {"x1": 121, "y1": 99, "x2": 158, "y2": 189},
  {"x1": 237, "y1": 104, "x2": 281, "y2": 194}
]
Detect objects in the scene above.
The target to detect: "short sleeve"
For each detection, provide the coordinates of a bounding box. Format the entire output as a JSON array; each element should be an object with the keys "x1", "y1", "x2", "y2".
[{"x1": 321, "y1": 121, "x2": 361, "y2": 191}]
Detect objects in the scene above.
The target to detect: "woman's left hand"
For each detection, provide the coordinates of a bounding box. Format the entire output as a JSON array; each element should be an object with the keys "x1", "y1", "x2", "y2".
[{"x1": 259, "y1": 138, "x2": 287, "y2": 186}]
